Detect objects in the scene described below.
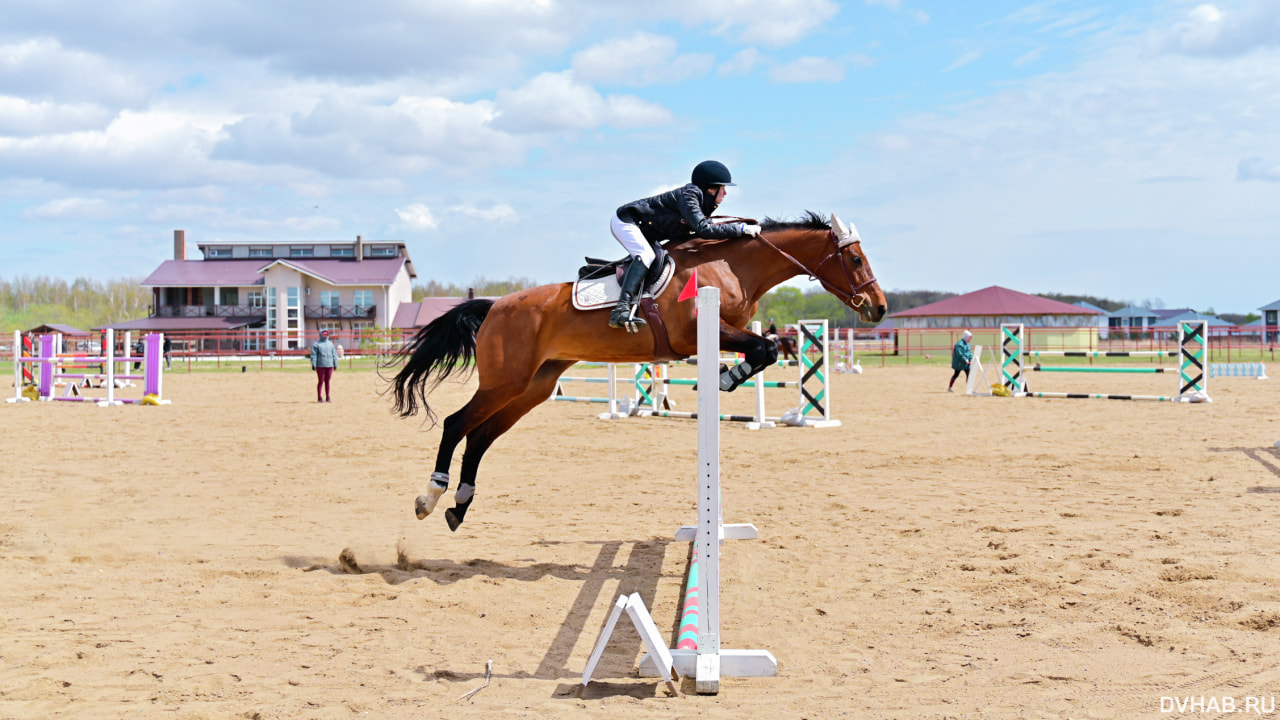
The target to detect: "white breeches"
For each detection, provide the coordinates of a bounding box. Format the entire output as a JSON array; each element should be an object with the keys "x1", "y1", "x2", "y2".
[{"x1": 610, "y1": 214, "x2": 656, "y2": 266}]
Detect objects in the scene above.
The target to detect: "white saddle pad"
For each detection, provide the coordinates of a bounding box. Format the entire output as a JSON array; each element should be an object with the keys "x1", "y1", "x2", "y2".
[{"x1": 571, "y1": 257, "x2": 677, "y2": 311}]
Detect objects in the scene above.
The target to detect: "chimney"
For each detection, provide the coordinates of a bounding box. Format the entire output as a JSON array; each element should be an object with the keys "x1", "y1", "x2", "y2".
[
  {"x1": 174, "y1": 230, "x2": 186, "y2": 260},
  {"x1": 355, "y1": 234, "x2": 363, "y2": 262}
]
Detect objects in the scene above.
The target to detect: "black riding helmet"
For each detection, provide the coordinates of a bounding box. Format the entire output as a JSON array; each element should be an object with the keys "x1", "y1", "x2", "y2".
[{"x1": 691, "y1": 160, "x2": 736, "y2": 188}]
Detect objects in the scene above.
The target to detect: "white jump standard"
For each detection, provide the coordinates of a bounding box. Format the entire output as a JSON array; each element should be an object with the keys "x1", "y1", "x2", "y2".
[
  {"x1": 581, "y1": 286, "x2": 777, "y2": 695},
  {"x1": 993, "y1": 321, "x2": 1210, "y2": 402}
]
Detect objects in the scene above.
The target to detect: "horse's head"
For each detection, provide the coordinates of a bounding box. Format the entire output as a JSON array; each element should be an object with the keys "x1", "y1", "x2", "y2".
[{"x1": 827, "y1": 213, "x2": 887, "y2": 323}]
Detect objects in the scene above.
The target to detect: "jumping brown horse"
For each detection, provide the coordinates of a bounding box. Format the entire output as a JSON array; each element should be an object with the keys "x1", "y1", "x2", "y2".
[{"x1": 389, "y1": 211, "x2": 887, "y2": 531}]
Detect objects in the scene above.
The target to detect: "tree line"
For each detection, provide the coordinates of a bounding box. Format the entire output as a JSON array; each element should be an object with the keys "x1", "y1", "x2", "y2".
[
  {"x1": 0, "y1": 276, "x2": 151, "y2": 333},
  {"x1": 1, "y1": 273, "x2": 1256, "y2": 334}
]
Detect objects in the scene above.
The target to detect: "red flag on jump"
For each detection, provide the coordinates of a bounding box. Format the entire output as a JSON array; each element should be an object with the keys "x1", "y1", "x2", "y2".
[{"x1": 678, "y1": 270, "x2": 698, "y2": 302}]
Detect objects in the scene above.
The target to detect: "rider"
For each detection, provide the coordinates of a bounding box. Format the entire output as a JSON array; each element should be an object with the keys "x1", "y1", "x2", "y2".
[{"x1": 608, "y1": 160, "x2": 761, "y2": 331}]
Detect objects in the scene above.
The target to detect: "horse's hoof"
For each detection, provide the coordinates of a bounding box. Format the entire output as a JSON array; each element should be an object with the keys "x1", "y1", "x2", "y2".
[
  {"x1": 415, "y1": 495, "x2": 433, "y2": 520},
  {"x1": 445, "y1": 509, "x2": 463, "y2": 532}
]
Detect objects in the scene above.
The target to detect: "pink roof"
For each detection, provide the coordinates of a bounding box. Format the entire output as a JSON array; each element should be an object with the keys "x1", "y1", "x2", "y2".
[
  {"x1": 101, "y1": 317, "x2": 259, "y2": 331},
  {"x1": 889, "y1": 286, "x2": 1103, "y2": 318},
  {"x1": 143, "y1": 260, "x2": 266, "y2": 287},
  {"x1": 392, "y1": 297, "x2": 498, "y2": 329},
  {"x1": 29, "y1": 323, "x2": 90, "y2": 335},
  {"x1": 142, "y1": 257, "x2": 409, "y2": 287}
]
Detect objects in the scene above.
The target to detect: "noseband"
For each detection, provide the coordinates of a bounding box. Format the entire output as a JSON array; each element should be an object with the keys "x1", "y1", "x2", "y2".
[{"x1": 756, "y1": 229, "x2": 878, "y2": 309}]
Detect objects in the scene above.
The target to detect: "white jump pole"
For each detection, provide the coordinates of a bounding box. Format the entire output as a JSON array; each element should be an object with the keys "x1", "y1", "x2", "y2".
[
  {"x1": 7, "y1": 330, "x2": 25, "y2": 403},
  {"x1": 639, "y1": 286, "x2": 778, "y2": 692},
  {"x1": 748, "y1": 321, "x2": 775, "y2": 429}
]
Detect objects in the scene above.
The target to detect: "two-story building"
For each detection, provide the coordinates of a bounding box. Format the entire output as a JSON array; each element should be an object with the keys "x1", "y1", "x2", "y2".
[
  {"x1": 109, "y1": 230, "x2": 417, "y2": 350},
  {"x1": 1261, "y1": 298, "x2": 1280, "y2": 344}
]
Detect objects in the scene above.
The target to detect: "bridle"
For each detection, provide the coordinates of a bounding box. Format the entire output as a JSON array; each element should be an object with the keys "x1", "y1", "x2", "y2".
[{"x1": 755, "y1": 228, "x2": 879, "y2": 310}]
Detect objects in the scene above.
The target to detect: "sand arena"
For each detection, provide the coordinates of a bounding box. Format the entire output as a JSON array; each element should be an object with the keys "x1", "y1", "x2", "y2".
[{"x1": 2, "y1": 364, "x2": 1279, "y2": 719}]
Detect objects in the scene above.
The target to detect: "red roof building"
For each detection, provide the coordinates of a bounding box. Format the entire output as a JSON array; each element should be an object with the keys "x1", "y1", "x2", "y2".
[
  {"x1": 889, "y1": 285, "x2": 1102, "y2": 328},
  {"x1": 888, "y1": 285, "x2": 1105, "y2": 354}
]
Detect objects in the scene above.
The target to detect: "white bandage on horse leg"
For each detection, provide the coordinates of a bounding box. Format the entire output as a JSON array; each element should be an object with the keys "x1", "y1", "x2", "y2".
[
  {"x1": 420, "y1": 471, "x2": 449, "y2": 514},
  {"x1": 454, "y1": 483, "x2": 474, "y2": 504}
]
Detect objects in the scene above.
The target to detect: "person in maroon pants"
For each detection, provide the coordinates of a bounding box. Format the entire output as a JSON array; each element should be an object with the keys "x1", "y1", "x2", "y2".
[{"x1": 309, "y1": 330, "x2": 339, "y2": 402}]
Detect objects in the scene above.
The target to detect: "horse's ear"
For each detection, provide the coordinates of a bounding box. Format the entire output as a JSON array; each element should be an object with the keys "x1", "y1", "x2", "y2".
[{"x1": 831, "y1": 213, "x2": 862, "y2": 247}]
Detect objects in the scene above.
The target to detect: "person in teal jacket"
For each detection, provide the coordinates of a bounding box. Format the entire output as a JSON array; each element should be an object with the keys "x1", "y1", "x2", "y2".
[
  {"x1": 310, "y1": 330, "x2": 339, "y2": 402},
  {"x1": 948, "y1": 330, "x2": 973, "y2": 393}
]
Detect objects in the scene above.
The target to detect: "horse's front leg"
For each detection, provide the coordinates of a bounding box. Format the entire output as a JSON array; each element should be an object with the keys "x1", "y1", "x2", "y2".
[{"x1": 717, "y1": 322, "x2": 779, "y2": 392}]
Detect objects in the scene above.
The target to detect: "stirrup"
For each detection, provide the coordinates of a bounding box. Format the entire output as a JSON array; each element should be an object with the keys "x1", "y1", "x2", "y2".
[{"x1": 609, "y1": 303, "x2": 647, "y2": 332}]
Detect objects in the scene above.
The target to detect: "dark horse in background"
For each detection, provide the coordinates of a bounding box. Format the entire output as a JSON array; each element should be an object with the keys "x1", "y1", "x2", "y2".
[
  {"x1": 390, "y1": 212, "x2": 887, "y2": 531},
  {"x1": 775, "y1": 335, "x2": 800, "y2": 363}
]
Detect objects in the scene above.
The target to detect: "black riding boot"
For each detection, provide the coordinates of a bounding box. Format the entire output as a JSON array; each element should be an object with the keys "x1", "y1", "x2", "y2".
[{"x1": 608, "y1": 258, "x2": 649, "y2": 332}]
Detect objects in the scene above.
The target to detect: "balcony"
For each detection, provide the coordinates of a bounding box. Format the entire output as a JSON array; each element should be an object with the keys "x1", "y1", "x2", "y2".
[
  {"x1": 305, "y1": 305, "x2": 376, "y2": 319},
  {"x1": 154, "y1": 304, "x2": 376, "y2": 320},
  {"x1": 155, "y1": 305, "x2": 266, "y2": 319}
]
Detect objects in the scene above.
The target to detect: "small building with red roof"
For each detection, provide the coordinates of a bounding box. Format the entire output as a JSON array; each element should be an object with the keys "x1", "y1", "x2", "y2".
[{"x1": 888, "y1": 285, "x2": 1104, "y2": 353}]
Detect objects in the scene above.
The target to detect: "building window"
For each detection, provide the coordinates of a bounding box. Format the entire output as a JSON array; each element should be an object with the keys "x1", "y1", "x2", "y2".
[
  {"x1": 369, "y1": 246, "x2": 396, "y2": 257},
  {"x1": 249, "y1": 248, "x2": 273, "y2": 258},
  {"x1": 290, "y1": 247, "x2": 314, "y2": 257},
  {"x1": 207, "y1": 247, "x2": 232, "y2": 258},
  {"x1": 248, "y1": 291, "x2": 265, "y2": 308},
  {"x1": 353, "y1": 290, "x2": 374, "y2": 310},
  {"x1": 330, "y1": 247, "x2": 353, "y2": 257},
  {"x1": 221, "y1": 288, "x2": 239, "y2": 306},
  {"x1": 319, "y1": 291, "x2": 340, "y2": 310}
]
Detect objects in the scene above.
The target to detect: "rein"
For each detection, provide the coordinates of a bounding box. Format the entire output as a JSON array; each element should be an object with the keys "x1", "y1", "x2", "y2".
[{"x1": 755, "y1": 229, "x2": 877, "y2": 309}]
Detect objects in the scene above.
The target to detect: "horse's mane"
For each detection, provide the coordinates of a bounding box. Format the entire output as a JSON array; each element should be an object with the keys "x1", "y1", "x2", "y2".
[
  {"x1": 666, "y1": 211, "x2": 831, "y2": 253},
  {"x1": 759, "y1": 211, "x2": 830, "y2": 233}
]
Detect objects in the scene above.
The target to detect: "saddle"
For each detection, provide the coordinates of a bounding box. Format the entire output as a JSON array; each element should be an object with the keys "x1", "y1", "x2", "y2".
[
  {"x1": 571, "y1": 244, "x2": 683, "y2": 361},
  {"x1": 576, "y1": 242, "x2": 671, "y2": 284},
  {"x1": 571, "y1": 244, "x2": 674, "y2": 312}
]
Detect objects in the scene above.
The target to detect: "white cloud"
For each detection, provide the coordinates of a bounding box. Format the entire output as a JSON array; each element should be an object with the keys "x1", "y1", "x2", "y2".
[
  {"x1": 214, "y1": 93, "x2": 524, "y2": 178},
  {"x1": 0, "y1": 109, "x2": 230, "y2": 188},
  {"x1": 1014, "y1": 46, "x2": 1047, "y2": 67},
  {"x1": 944, "y1": 50, "x2": 982, "y2": 72},
  {"x1": 0, "y1": 39, "x2": 148, "y2": 106},
  {"x1": 769, "y1": 57, "x2": 845, "y2": 83},
  {"x1": 493, "y1": 71, "x2": 672, "y2": 133},
  {"x1": 0, "y1": 96, "x2": 114, "y2": 136},
  {"x1": 572, "y1": 33, "x2": 713, "y2": 86},
  {"x1": 833, "y1": 35, "x2": 1280, "y2": 309},
  {"x1": 1237, "y1": 156, "x2": 1280, "y2": 181},
  {"x1": 450, "y1": 204, "x2": 518, "y2": 223},
  {"x1": 675, "y1": 0, "x2": 840, "y2": 47},
  {"x1": 22, "y1": 196, "x2": 112, "y2": 220},
  {"x1": 863, "y1": 0, "x2": 927, "y2": 23},
  {"x1": 396, "y1": 203, "x2": 438, "y2": 231},
  {"x1": 1155, "y1": 1, "x2": 1280, "y2": 57},
  {"x1": 718, "y1": 48, "x2": 763, "y2": 76}
]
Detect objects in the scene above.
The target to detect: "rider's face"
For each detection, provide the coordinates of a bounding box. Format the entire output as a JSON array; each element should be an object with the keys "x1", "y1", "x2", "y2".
[{"x1": 710, "y1": 185, "x2": 727, "y2": 203}]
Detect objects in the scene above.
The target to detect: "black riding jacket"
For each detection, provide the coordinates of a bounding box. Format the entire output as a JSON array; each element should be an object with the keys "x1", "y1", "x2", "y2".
[{"x1": 616, "y1": 183, "x2": 747, "y2": 243}]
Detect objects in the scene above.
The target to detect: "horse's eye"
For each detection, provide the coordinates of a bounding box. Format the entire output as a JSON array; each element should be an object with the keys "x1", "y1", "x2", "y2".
[{"x1": 851, "y1": 255, "x2": 864, "y2": 267}]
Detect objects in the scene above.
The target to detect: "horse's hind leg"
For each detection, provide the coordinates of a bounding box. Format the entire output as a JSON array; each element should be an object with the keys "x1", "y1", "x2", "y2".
[
  {"x1": 444, "y1": 360, "x2": 574, "y2": 531},
  {"x1": 415, "y1": 385, "x2": 521, "y2": 520}
]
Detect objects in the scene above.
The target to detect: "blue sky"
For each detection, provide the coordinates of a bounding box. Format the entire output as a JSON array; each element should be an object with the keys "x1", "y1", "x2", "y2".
[{"x1": 2, "y1": 0, "x2": 1278, "y2": 313}]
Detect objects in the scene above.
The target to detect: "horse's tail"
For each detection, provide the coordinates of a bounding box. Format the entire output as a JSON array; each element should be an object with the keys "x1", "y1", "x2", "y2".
[{"x1": 389, "y1": 298, "x2": 494, "y2": 422}]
